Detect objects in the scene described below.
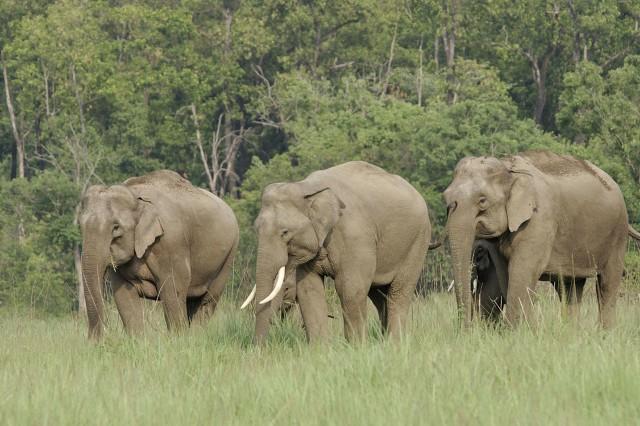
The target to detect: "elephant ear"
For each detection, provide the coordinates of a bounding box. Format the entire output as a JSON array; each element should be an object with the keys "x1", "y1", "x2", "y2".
[
  {"x1": 506, "y1": 173, "x2": 536, "y2": 233},
  {"x1": 303, "y1": 186, "x2": 345, "y2": 247},
  {"x1": 134, "y1": 196, "x2": 164, "y2": 258}
]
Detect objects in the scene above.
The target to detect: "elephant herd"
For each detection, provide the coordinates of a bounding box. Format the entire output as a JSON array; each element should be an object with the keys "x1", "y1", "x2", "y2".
[{"x1": 79, "y1": 150, "x2": 640, "y2": 343}]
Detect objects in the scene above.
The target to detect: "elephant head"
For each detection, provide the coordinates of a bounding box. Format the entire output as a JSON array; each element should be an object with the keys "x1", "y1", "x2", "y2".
[
  {"x1": 443, "y1": 156, "x2": 535, "y2": 325},
  {"x1": 241, "y1": 181, "x2": 344, "y2": 344},
  {"x1": 79, "y1": 184, "x2": 163, "y2": 339}
]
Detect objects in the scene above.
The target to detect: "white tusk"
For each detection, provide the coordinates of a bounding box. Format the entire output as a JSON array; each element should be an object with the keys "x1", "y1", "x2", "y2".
[
  {"x1": 240, "y1": 285, "x2": 256, "y2": 310},
  {"x1": 259, "y1": 266, "x2": 286, "y2": 304},
  {"x1": 447, "y1": 280, "x2": 455, "y2": 292},
  {"x1": 472, "y1": 278, "x2": 478, "y2": 294}
]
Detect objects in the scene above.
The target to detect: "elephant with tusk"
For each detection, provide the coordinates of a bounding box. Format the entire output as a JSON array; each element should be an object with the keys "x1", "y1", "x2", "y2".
[
  {"x1": 79, "y1": 170, "x2": 239, "y2": 340},
  {"x1": 241, "y1": 161, "x2": 432, "y2": 344}
]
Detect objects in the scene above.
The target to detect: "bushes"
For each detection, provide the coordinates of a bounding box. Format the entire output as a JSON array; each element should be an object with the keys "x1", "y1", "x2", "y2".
[{"x1": 0, "y1": 172, "x2": 79, "y2": 314}]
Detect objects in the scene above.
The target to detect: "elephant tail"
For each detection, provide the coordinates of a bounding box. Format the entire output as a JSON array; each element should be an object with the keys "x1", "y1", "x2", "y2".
[
  {"x1": 629, "y1": 224, "x2": 640, "y2": 241},
  {"x1": 428, "y1": 228, "x2": 447, "y2": 250},
  {"x1": 429, "y1": 241, "x2": 442, "y2": 250}
]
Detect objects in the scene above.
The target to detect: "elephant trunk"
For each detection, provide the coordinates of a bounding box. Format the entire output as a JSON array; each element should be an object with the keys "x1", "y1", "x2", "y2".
[
  {"x1": 253, "y1": 240, "x2": 288, "y2": 345},
  {"x1": 447, "y1": 209, "x2": 477, "y2": 327},
  {"x1": 81, "y1": 233, "x2": 110, "y2": 340}
]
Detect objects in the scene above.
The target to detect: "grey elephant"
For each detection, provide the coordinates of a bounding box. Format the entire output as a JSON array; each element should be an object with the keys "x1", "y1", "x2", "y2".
[
  {"x1": 471, "y1": 234, "x2": 640, "y2": 321},
  {"x1": 444, "y1": 150, "x2": 640, "y2": 328},
  {"x1": 241, "y1": 161, "x2": 431, "y2": 344},
  {"x1": 79, "y1": 170, "x2": 239, "y2": 340}
]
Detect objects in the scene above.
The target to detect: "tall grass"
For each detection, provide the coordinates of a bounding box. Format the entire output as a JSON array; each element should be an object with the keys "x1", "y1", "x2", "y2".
[{"x1": 2, "y1": 282, "x2": 640, "y2": 425}]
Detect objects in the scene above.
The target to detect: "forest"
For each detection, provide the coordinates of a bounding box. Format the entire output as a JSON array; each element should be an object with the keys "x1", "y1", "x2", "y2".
[{"x1": 1, "y1": 0, "x2": 639, "y2": 314}]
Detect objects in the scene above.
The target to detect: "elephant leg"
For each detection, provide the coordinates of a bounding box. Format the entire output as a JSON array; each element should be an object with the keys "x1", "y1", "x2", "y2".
[
  {"x1": 387, "y1": 272, "x2": 423, "y2": 339},
  {"x1": 195, "y1": 246, "x2": 236, "y2": 325},
  {"x1": 110, "y1": 271, "x2": 144, "y2": 336},
  {"x1": 296, "y1": 268, "x2": 328, "y2": 343},
  {"x1": 596, "y1": 254, "x2": 624, "y2": 329},
  {"x1": 368, "y1": 286, "x2": 389, "y2": 332},
  {"x1": 335, "y1": 266, "x2": 374, "y2": 343},
  {"x1": 384, "y1": 235, "x2": 427, "y2": 339},
  {"x1": 188, "y1": 253, "x2": 235, "y2": 326},
  {"x1": 153, "y1": 258, "x2": 191, "y2": 332},
  {"x1": 505, "y1": 244, "x2": 550, "y2": 326}
]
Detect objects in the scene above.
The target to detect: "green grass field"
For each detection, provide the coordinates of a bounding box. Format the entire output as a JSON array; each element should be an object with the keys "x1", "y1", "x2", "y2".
[{"x1": 2, "y1": 284, "x2": 640, "y2": 425}]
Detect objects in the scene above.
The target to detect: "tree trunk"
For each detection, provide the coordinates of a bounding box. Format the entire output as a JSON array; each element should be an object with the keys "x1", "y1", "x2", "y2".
[
  {"x1": 190, "y1": 103, "x2": 215, "y2": 193},
  {"x1": 417, "y1": 36, "x2": 424, "y2": 107},
  {"x1": 222, "y1": 8, "x2": 237, "y2": 197},
  {"x1": 10, "y1": 141, "x2": 17, "y2": 179},
  {"x1": 434, "y1": 33, "x2": 439, "y2": 71},
  {"x1": 525, "y1": 51, "x2": 551, "y2": 125},
  {"x1": 42, "y1": 62, "x2": 52, "y2": 117},
  {"x1": 70, "y1": 63, "x2": 86, "y2": 135},
  {"x1": 313, "y1": 16, "x2": 322, "y2": 76},
  {"x1": 442, "y1": 0, "x2": 459, "y2": 105},
  {"x1": 226, "y1": 126, "x2": 243, "y2": 199},
  {"x1": 2, "y1": 50, "x2": 25, "y2": 179},
  {"x1": 380, "y1": 21, "x2": 398, "y2": 99},
  {"x1": 223, "y1": 108, "x2": 233, "y2": 197},
  {"x1": 533, "y1": 64, "x2": 546, "y2": 125}
]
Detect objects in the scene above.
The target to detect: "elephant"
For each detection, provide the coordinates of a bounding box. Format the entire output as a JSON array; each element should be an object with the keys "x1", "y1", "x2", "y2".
[
  {"x1": 470, "y1": 235, "x2": 640, "y2": 322},
  {"x1": 240, "y1": 161, "x2": 432, "y2": 344},
  {"x1": 79, "y1": 170, "x2": 239, "y2": 340},
  {"x1": 444, "y1": 150, "x2": 640, "y2": 328},
  {"x1": 470, "y1": 239, "x2": 507, "y2": 321}
]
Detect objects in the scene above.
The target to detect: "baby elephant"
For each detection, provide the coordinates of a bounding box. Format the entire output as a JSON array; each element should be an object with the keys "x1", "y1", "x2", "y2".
[
  {"x1": 471, "y1": 239, "x2": 507, "y2": 321},
  {"x1": 79, "y1": 170, "x2": 239, "y2": 340}
]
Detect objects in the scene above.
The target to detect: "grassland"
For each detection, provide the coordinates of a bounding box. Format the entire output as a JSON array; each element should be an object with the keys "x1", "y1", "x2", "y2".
[{"x1": 2, "y1": 283, "x2": 640, "y2": 426}]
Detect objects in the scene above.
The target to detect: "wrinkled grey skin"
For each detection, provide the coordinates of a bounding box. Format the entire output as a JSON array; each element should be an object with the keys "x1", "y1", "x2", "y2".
[
  {"x1": 250, "y1": 161, "x2": 431, "y2": 344},
  {"x1": 444, "y1": 150, "x2": 633, "y2": 328},
  {"x1": 79, "y1": 170, "x2": 239, "y2": 340}
]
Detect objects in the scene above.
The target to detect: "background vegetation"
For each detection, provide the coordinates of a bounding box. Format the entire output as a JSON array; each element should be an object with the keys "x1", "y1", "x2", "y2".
[{"x1": 1, "y1": 0, "x2": 639, "y2": 313}]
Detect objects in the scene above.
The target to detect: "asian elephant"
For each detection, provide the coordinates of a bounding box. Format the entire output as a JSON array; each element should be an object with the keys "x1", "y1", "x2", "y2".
[
  {"x1": 470, "y1": 239, "x2": 507, "y2": 321},
  {"x1": 79, "y1": 170, "x2": 239, "y2": 340},
  {"x1": 470, "y1": 238, "x2": 612, "y2": 321},
  {"x1": 444, "y1": 150, "x2": 640, "y2": 328},
  {"x1": 241, "y1": 161, "x2": 431, "y2": 344}
]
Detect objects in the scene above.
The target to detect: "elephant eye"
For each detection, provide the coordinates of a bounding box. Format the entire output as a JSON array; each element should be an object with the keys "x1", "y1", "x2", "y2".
[
  {"x1": 112, "y1": 223, "x2": 123, "y2": 238},
  {"x1": 478, "y1": 196, "x2": 489, "y2": 210},
  {"x1": 281, "y1": 229, "x2": 290, "y2": 238}
]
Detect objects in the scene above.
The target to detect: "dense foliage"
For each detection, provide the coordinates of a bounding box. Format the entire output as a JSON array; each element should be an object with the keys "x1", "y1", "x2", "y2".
[{"x1": 1, "y1": 0, "x2": 639, "y2": 313}]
